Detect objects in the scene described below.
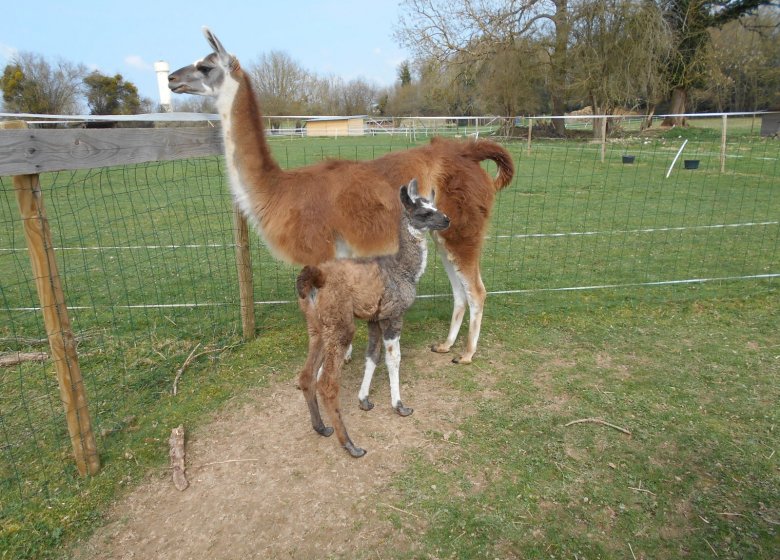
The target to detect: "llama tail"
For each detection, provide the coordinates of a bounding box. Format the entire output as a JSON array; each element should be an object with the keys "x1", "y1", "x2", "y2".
[
  {"x1": 465, "y1": 139, "x2": 515, "y2": 191},
  {"x1": 296, "y1": 266, "x2": 326, "y2": 300}
]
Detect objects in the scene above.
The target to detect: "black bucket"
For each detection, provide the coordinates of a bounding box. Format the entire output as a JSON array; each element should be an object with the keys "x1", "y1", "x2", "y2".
[
  {"x1": 622, "y1": 155, "x2": 635, "y2": 164},
  {"x1": 683, "y1": 159, "x2": 700, "y2": 170}
]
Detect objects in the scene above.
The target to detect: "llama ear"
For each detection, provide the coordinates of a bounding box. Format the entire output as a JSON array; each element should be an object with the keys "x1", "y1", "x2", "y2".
[{"x1": 202, "y1": 27, "x2": 231, "y2": 65}]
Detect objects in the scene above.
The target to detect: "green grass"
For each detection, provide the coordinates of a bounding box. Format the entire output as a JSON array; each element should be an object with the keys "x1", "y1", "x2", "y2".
[
  {"x1": 389, "y1": 289, "x2": 779, "y2": 559},
  {"x1": 0, "y1": 127, "x2": 778, "y2": 558}
]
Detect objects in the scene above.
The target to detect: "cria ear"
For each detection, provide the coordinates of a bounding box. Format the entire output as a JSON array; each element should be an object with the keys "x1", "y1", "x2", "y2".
[
  {"x1": 202, "y1": 27, "x2": 232, "y2": 66},
  {"x1": 407, "y1": 178, "x2": 420, "y2": 200},
  {"x1": 399, "y1": 185, "x2": 413, "y2": 211}
]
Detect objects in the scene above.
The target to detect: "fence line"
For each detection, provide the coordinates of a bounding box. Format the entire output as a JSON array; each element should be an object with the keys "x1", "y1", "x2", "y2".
[
  {"x1": 2, "y1": 221, "x2": 775, "y2": 254},
  {"x1": 1, "y1": 113, "x2": 777, "y2": 502}
]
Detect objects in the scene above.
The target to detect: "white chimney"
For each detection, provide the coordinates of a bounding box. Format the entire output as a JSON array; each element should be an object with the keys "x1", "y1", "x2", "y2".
[{"x1": 154, "y1": 61, "x2": 172, "y2": 112}]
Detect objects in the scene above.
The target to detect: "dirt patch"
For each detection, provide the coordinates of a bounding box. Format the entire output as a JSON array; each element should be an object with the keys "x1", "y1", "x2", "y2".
[{"x1": 73, "y1": 348, "x2": 470, "y2": 560}]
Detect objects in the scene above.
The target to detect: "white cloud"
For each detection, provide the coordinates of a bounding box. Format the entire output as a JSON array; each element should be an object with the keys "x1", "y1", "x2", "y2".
[
  {"x1": 373, "y1": 47, "x2": 382, "y2": 56},
  {"x1": 125, "y1": 55, "x2": 152, "y2": 71}
]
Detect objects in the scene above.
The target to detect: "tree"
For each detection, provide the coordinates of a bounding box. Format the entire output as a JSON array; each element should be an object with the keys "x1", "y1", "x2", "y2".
[
  {"x1": 660, "y1": 0, "x2": 771, "y2": 125},
  {"x1": 1, "y1": 52, "x2": 85, "y2": 114},
  {"x1": 396, "y1": 0, "x2": 572, "y2": 132},
  {"x1": 475, "y1": 40, "x2": 547, "y2": 115},
  {"x1": 249, "y1": 51, "x2": 310, "y2": 115},
  {"x1": 83, "y1": 72, "x2": 142, "y2": 115},
  {"x1": 568, "y1": 0, "x2": 671, "y2": 135},
  {"x1": 398, "y1": 61, "x2": 413, "y2": 86},
  {"x1": 701, "y1": 7, "x2": 780, "y2": 111}
]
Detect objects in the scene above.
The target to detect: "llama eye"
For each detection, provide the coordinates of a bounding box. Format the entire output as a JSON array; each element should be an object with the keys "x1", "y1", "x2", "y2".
[{"x1": 198, "y1": 66, "x2": 212, "y2": 75}]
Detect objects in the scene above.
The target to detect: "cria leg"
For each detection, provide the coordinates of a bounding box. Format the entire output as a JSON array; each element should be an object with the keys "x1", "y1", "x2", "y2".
[
  {"x1": 298, "y1": 334, "x2": 332, "y2": 437},
  {"x1": 319, "y1": 344, "x2": 366, "y2": 458},
  {"x1": 382, "y1": 318, "x2": 412, "y2": 417},
  {"x1": 358, "y1": 321, "x2": 382, "y2": 411}
]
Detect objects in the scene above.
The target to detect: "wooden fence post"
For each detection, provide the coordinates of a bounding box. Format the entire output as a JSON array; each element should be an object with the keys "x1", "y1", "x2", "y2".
[
  {"x1": 527, "y1": 118, "x2": 533, "y2": 155},
  {"x1": 233, "y1": 206, "x2": 255, "y2": 340},
  {"x1": 720, "y1": 114, "x2": 728, "y2": 173},
  {"x1": 600, "y1": 116, "x2": 608, "y2": 163},
  {"x1": 13, "y1": 171, "x2": 100, "y2": 476}
]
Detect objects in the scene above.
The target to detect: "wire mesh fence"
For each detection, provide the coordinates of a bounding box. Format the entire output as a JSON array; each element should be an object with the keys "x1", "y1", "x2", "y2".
[{"x1": 0, "y1": 115, "x2": 778, "y2": 521}]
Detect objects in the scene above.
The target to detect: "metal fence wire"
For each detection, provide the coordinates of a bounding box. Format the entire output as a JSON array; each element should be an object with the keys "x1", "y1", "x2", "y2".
[{"x1": 0, "y1": 116, "x2": 778, "y2": 518}]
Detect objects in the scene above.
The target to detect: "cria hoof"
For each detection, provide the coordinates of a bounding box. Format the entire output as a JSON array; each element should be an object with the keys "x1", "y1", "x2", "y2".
[
  {"x1": 452, "y1": 356, "x2": 472, "y2": 365},
  {"x1": 315, "y1": 426, "x2": 334, "y2": 437},
  {"x1": 431, "y1": 343, "x2": 450, "y2": 354},
  {"x1": 394, "y1": 403, "x2": 414, "y2": 417},
  {"x1": 344, "y1": 441, "x2": 366, "y2": 458},
  {"x1": 359, "y1": 398, "x2": 374, "y2": 411}
]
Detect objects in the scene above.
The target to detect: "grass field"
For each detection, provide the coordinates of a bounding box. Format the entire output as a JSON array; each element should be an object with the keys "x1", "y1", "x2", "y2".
[{"x1": 0, "y1": 122, "x2": 778, "y2": 558}]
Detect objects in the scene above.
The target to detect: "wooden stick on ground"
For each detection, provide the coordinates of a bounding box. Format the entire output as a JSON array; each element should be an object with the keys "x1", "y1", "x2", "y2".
[
  {"x1": 0, "y1": 351, "x2": 48, "y2": 367},
  {"x1": 564, "y1": 417, "x2": 632, "y2": 436},
  {"x1": 169, "y1": 425, "x2": 189, "y2": 491}
]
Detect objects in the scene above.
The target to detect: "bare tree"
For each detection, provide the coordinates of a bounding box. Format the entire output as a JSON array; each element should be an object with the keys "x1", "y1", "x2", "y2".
[
  {"x1": 702, "y1": 7, "x2": 780, "y2": 111},
  {"x1": 396, "y1": 0, "x2": 571, "y2": 132},
  {"x1": 568, "y1": 0, "x2": 671, "y2": 135},
  {"x1": 1, "y1": 52, "x2": 86, "y2": 114},
  {"x1": 248, "y1": 50, "x2": 310, "y2": 115}
]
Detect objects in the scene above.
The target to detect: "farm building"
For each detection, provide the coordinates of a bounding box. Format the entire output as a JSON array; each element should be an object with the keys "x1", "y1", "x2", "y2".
[{"x1": 305, "y1": 115, "x2": 365, "y2": 137}]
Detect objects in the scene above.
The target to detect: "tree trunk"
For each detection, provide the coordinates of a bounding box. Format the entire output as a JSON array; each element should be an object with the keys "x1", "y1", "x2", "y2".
[
  {"x1": 662, "y1": 87, "x2": 688, "y2": 126},
  {"x1": 642, "y1": 105, "x2": 656, "y2": 131},
  {"x1": 550, "y1": 0, "x2": 570, "y2": 136}
]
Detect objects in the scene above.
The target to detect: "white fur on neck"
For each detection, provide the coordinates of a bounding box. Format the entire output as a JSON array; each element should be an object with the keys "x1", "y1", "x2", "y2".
[
  {"x1": 407, "y1": 224, "x2": 428, "y2": 283},
  {"x1": 216, "y1": 73, "x2": 289, "y2": 264}
]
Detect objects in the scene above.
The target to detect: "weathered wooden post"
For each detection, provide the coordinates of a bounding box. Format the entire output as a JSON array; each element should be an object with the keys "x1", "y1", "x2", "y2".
[
  {"x1": 5, "y1": 122, "x2": 100, "y2": 475},
  {"x1": 720, "y1": 114, "x2": 728, "y2": 173},
  {"x1": 526, "y1": 118, "x2": 533, "y2": 155},
  {"x1": 233, "y1": 207, "x2": 255, "y2": 340},
  {"x1": 600, "y1": 116, "x2": 608, "y2": 163}
]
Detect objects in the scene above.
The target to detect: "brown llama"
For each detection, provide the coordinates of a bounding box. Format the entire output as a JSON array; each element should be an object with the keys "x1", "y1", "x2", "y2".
[
  {"x1": 296, "y1": 180, "x2": 450, "y2": 457},
  {"x1": 168, "y1": 28, "x2": 515, "y2": 364}
]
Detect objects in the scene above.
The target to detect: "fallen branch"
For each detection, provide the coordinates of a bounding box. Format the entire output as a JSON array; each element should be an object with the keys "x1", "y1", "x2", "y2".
[
  {"x1": 564, "y1": 417, "x2": 632, "y2": 436},
  {"x1": 172, "y1": 343, "x2": 201, "y2": 396},
  {"x1": 172, "y1": 342, "x2": 240, "y2": 395},
  {"x1": 193, "y1": 458, "x2": 263, "y2": 469},
  {"x1": 0, "y1": 352, "x2": 48, "y2": 367},
  {"x1": 168, "y1": 425, "x2": 188, "y2": 491}
]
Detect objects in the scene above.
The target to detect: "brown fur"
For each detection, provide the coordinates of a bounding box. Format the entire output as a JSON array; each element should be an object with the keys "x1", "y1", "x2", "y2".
[
  {"x1": 170, "y1": 40, "x2": 515, "y2": 363},
  {"x1": 294, "y1": 187, "x2": 449, "y2": 457}
]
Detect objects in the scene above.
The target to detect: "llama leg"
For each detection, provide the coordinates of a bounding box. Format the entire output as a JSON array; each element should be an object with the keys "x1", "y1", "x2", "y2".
[
  {"x1": 431, "y1": 245, "x2": 467, "y2": 355},
  {"x1": 319, "y1": 337, "x2": 366, "y2": 458},
  {"x1": 454, "y1": 264, "x2": 486, "y2": 365},
  {"x1": 358, "y1": 321, "x2": 382, "y2": 411},
  {"x1": 298, "y1": 335, "x2": 332, "y2": 437},
  {"x1": 381, "y1": 319, "x2": 413, "y2": 417}
]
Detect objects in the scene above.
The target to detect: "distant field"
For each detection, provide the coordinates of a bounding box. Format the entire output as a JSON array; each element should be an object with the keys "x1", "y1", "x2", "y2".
[{"x1": 0, "y1": 127, "x2": 778, "y2": 558}]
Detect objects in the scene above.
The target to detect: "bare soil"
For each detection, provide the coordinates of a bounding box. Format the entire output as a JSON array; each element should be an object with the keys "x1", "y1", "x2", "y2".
[{"x1": 72, "y1": 348, "x2": 472, "y2": 560}]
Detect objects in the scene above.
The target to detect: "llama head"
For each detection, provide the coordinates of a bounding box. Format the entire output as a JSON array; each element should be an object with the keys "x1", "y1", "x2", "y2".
[
  {"x1": 168, "y1": 28, "x2": 236, "y2": 98},
  {"x1": 400, "y1": 179, "x2": 450, "y2": 232}
]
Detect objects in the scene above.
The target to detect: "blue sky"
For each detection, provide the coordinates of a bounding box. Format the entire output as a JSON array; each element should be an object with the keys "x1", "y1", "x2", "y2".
[{"x1": 2, "y1": 1, "x2": 409, "y2": 107}]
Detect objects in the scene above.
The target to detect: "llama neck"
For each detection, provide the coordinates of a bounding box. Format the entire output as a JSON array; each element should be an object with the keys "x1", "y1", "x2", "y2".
[
  {"x1": 216, "y1": 67, "x2": 281, "y2": 224},
  {"x1": 394, "y1": 215, "x2": 428, "y2": 285}
]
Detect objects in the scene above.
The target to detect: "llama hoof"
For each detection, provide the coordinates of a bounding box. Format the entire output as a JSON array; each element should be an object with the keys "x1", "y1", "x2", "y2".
[
  {"x1": 315, "y1": 426, "x2": 334, "y2": 437},
  {"x1": 394, "y1": 403, "x2": 414, "y2": 417},
  {"x1": 452, "y1": 355, "x2": 472, "y2": 365},
  {"x1": 431, "y1": 343, "x2": 450, "y2": 354},
  {"x1": 359, "y1": 397, "x2": 374, "y2": 411},
  {"x1": 344, "y1": 441, "x2": 366, "y2": 458}
]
